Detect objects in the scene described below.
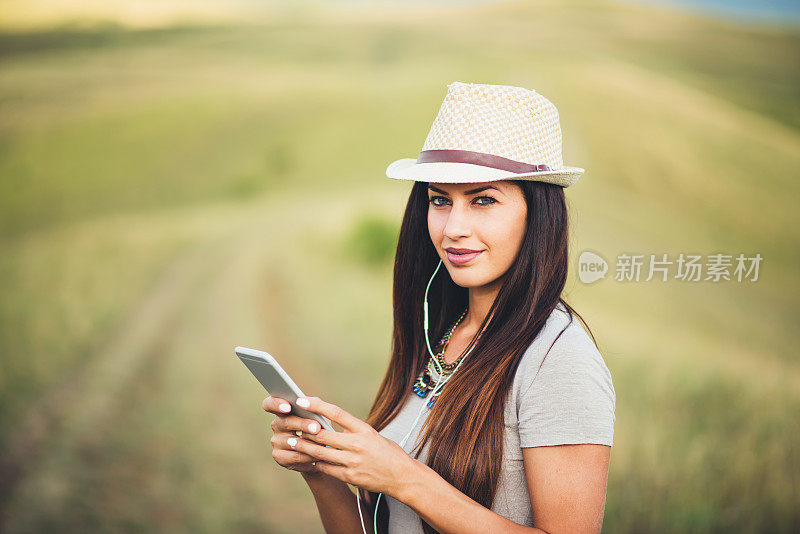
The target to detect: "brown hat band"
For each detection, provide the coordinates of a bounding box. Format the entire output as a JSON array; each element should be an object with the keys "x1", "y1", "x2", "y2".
[{"x1": 416, "y1": 149, "x2": 552, "y2": 173}]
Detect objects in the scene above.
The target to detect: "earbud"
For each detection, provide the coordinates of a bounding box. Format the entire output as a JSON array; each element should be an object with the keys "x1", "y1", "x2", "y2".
[{"x1": 356, "y1": 258, "x2": 474, "y2": 534}]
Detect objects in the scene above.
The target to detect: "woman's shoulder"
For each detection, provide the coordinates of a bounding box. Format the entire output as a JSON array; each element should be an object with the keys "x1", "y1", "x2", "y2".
[
  {"x1": 548, "y1": 304, "x2": 603, "y2": 360},
  {"x1": 510, "y1": 303, "x2": 616, "y2": 447},
  {"x1": 519, "y1": 302, "x2": 595, "y2": 360},
  {"x1": 514, "y1": 302, "x2": 613, "y2": 396}
]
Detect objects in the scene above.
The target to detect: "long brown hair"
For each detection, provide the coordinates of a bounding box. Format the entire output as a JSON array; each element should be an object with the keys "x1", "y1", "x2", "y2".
[{"x1": 359, "y1": 179, "x2": 596, "y2": 533}]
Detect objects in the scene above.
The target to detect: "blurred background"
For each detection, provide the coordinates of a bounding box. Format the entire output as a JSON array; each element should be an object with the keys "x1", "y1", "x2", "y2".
[{"x1": 0, "y1": 0, "x2": 798, "y2": 532}]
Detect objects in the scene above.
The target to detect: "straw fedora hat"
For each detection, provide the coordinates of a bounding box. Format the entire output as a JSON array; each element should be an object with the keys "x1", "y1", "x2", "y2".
[{"x1": 386, "y1": 81, "x2": 584, "y2": 187}]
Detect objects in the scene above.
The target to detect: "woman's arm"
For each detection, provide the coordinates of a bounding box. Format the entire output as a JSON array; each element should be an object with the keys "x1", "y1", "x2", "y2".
[
  {"x1": 397, "y1": 460, "x2": 547, "y2": 534},
  {"x1": 288, "y1": 396, "x2": 603, "y2": 534},
  {"x1": 521, "y1": 444, "x2": 610, "y2": 534},
  {"x1": 396, "y1": 443, "x2": 610, "y2": 534},
  {"x1": 301, "y1": 471, "x2": 374, "y2": 534}
]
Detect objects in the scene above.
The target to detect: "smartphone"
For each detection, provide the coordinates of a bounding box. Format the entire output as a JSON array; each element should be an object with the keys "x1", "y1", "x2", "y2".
[{"x1": 235, "y1": 346, "x2": 336, "y2": 432}]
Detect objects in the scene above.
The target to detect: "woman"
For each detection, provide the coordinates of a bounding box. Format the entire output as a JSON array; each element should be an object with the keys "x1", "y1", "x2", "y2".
[{"x1": 262, "y1": 82, "x2": 616, "y2": 534}]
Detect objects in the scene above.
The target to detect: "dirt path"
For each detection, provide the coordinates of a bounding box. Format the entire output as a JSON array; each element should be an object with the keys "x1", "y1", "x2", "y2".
[
  {"x1": 0, "y1": 186, "x2": 389, "y2": 533},
  {"x1": 0, "y1": 195, "x2": 288, "y2": 531},
  {"x1": 0, "y1": 229, "x2": 223, "y2": 528}
]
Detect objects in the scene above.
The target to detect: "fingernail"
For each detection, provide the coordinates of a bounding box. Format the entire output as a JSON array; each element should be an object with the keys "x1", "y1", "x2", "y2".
[
  {"x1": 308, "y1": 422, "x2": 319, "y2": 433},
  {"x1": 287, "y1": 437, "x2": 297, "y2": 448},
  {"x1": 295, "y1": 430, "x2": 302, "y2": 436},
  {"x1": 279, "y1": 403, "x2": 291, "y2": 412},
  {"x1": 296, "y1": 398, "x2": 310, "y2": 408}
]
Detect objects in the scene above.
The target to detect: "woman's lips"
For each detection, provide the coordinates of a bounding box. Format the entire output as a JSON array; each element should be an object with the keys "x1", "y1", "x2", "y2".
[{"x1": 446, "y1": 250, "x2": 482, "y2": 265}]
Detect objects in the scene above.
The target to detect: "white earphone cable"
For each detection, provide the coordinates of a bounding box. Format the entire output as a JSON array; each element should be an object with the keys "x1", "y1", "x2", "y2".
[{"x1": 356, "y1": 259, "x2": 474, "y2": 534}]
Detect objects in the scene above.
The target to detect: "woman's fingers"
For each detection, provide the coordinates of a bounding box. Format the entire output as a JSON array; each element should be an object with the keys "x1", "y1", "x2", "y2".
[
  {"x1": 262, "y1": 397, "x2": 323, "y2": 433},
  {"x1": 285, "y1": 434, "x2": 349, "y2": 466},
  {"x1": 262, "y1": 396, "x2": 293, "y2": 415},
  {"x1": 263, "y1": 397, "x2": 325, "y2": 439},
  {"x1": 295, "y1": 396, "x2": 364, "y2": 433},
  {"x1": 269, "y1": 414, "x2": 323, "y2": 435},
  {"x1": 262, "y1": 397, "x2": 323, "y2": 475},
  {"x1": 272, "y1": 447, "x2": 318, "y2": 465},
  {"x1": 271, "y1": 439, "x2": 322, "y2": 473},
  {"x1": 299, "y1": 427, "x2": 351, "y2": 450}
]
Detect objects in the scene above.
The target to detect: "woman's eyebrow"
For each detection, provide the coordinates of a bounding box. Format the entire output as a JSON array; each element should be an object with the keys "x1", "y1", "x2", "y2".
[{"x1": 428, "y1": 185, "x2": 499, "y2": 195}]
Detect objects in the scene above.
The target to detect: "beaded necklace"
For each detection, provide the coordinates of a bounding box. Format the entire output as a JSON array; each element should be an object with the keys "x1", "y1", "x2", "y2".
[{"x1": 412, "y1": 307, "x2": 469, "y2": 407}]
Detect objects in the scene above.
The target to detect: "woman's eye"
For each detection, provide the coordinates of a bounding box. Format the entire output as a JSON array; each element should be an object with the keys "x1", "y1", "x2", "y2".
[
  {"x1": 428, "y1": 196, "x2": 497, "y2": 206},
  {"x1": 474, "y1": 196, "x2": 497, "y2": 205}
]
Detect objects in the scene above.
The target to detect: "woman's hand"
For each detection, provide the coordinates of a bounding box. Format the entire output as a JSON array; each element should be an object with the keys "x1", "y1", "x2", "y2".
[
  {"x1": 262, "y1": 395, "x2": 325, "y2": 475},
  {"x1": 283, "y1": 396, "x2": 417, "y2": 498}
]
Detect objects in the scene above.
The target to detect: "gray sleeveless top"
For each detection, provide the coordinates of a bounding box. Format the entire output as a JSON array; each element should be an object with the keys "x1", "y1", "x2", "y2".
[{"x1": 377, "y1": 302, "x2": 616, "y2": 532}]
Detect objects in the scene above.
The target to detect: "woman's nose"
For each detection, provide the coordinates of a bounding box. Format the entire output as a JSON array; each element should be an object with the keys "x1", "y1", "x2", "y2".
[{"x1": 443, "y1": 201, "x2": 472, "y2": 239}]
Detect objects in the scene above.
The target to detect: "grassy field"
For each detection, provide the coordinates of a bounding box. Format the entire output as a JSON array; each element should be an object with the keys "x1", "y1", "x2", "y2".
[{"x1": 0, "y1": 0, "x2": 798, "y2": 532}]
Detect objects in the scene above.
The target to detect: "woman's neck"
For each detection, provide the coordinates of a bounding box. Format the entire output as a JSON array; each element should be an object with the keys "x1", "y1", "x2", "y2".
[{"x1": 463, "y1": 277, "x2": 502, "y2": 333}]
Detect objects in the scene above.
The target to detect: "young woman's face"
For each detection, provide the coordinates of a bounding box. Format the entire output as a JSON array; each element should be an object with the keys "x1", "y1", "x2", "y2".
[{"x1": 427, "y1": 180, "x2": 527, "y2": 289}]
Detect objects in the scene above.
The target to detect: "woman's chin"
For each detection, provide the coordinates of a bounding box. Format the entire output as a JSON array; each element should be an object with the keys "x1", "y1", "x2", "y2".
[{"x1": 448, "y1": 270, "x2": 487, "y2": 289}]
